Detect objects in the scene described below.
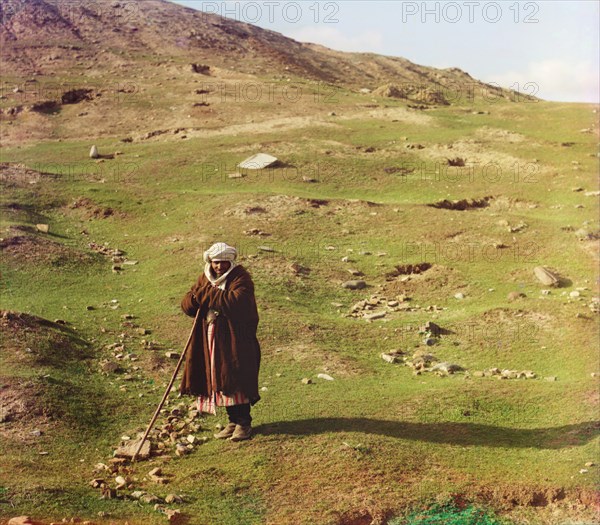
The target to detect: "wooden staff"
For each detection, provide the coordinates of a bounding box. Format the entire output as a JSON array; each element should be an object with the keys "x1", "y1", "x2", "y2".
[{"x1": 132, "y1": 308, "x2": 200, "y2": 462}]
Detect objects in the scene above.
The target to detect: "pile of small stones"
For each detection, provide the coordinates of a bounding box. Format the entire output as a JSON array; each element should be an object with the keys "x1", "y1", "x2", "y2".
[
  {"x1": 381, "y1": 350, "x2": 542, "y2": 380},
  {"x1": 344, "y1": 294, "x2": 445, "y2": 320},
  {"x1": 87, "y1": 241, "x2": 138, "y2": 273},
  {"x1": 89, "y1": 402, "x2": 207, "y2": 521}
]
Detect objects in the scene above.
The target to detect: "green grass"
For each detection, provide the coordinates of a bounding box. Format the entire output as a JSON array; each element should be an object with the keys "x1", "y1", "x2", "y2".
[
  {"x1": 1, "y1": 91, "x2": 598, "y2": 524},
  {"x1": 391, "y1": 502, "x2": 512, "y2": 525}
]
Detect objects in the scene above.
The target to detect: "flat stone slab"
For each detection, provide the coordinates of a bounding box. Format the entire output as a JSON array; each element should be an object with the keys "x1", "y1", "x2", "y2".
[{"x1": 114, "y1": 439, "x2": 151, "y2": 460}]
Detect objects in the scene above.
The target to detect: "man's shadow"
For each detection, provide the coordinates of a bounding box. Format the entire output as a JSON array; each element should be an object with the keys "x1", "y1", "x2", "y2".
[{"x1": 255, "y1": 418, "x2": 599, "y2": 449}]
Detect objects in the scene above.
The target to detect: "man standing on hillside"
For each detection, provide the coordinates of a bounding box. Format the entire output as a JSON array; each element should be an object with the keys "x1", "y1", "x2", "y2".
[{"x1": 180, "y1": 242, "x2": 261, "y2": 441}]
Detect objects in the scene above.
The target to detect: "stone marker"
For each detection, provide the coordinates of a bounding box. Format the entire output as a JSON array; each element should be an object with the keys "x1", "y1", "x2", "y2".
[
  {"x1": 90, "y1": 145, "x2": 99, "y2": 158},
  {"x1": 534, "y1": 266, "x2": 560, "y2": 286},
  {"x1": 238, "y1": 153, "x2": 278, "y2": 170}
]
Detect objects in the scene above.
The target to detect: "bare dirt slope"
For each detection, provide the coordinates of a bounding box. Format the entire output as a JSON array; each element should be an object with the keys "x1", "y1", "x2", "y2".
[{"x1": 1, "y1": 0, "x2": 516, "y2": 94}]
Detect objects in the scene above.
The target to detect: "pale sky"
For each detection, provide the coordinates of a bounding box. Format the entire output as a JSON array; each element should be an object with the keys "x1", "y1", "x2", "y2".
[{"x1": 171, "y1": 0, "x2": 599, "y2": 103}]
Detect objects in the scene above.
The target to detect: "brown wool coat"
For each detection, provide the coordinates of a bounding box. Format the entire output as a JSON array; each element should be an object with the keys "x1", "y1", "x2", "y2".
[{"x1": 179, "y1": 264, "x2": 261, "y2": 406}]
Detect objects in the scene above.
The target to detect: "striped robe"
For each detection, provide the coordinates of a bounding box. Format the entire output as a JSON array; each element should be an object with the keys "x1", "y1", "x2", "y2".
[{"x1": 196, "y1": 303, "x2": 249, "y2": 415}]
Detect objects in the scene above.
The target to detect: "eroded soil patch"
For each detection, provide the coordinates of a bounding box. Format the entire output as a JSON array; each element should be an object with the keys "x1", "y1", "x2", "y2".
[
  {"x1": 0, "y1": 162, "x2": 56, "y2": 186},
  {"x1": 385, "y1": 262, "x2": 432, "y2": 279},
  {"x1": 428, "y1": 196, "x2": 494, "y2": 211},
  {"x1": 68, "y1": 196, "x2": 126, "y2": 220},
  {"x1": 0, "y1": 231, "x2": 96, "y2": 266},
  {"x1": 382, "y1": 264, "x2": 468, "y2": 299},
  {"x1": 0, "y1": 309, "x2": 92, "y2": 366}
]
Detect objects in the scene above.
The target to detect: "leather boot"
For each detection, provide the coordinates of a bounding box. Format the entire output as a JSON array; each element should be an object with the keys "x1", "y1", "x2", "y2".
[
  {"x1": 213, "y1": 422, "x2": 236, "y2": 439},
  {"x1": 230, "y1": 424, "x2": 252, "y2": 442}
]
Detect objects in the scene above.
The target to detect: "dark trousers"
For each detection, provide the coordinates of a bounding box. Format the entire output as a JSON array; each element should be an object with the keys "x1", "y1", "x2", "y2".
[{"x1": 226, "y1": 403, "x2": 252, "y2": 426}]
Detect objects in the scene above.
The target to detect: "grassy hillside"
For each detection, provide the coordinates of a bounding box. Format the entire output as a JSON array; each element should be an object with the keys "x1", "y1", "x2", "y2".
[{"x1": 1, "y1": 78, "x2": 598, "y2": 524}]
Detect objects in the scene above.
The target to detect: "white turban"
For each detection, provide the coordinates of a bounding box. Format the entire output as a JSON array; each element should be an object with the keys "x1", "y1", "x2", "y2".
[
  {"x1": 203, "y1": 242, "x2": 238, "y2": 288},
  {"x1": 203, "y1": 241, "x2": 237, "y2": 263}
]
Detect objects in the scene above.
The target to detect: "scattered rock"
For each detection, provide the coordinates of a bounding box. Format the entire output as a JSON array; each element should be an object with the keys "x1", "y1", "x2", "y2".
[
  {"x1": 364, "y1": 311, "x2": 387, "y2": 321},
  {"x1": 243, "y1": 228, "x2": 270, "y2": 236},
  {"x1": 317, "y1": 373, "x2": 334, "y2": 381},
  {"x1": 190, "y1": 63, "x2": 210, "y2": 74},
  {"x1": 163, "y1": 508, "x2": 182, "y2": 522},
  {"x1": 544, "y1": 376, "x2": 558, "y2": 382},
  {"x1": 114, "y1": 438, "x2": 151, "y2": 460},
  {"x1": 507, "y1": 291, "x2": 526, "y2": 301},
  {"x1": 35, "y1": 224, "x2": 49, "y2": 233},
  {"x1": 148, "y1": 467, "x2": 168, "y2": 484},
  {"x1": 8, "y1": 517, "x2": 44, "y2": 525},
  {"x1": 430, "y1": 362, "x2": 464, "y2": 375},
  {"x1": 101, "y1": 362, "x2": 120, "y2": 373},
  {"x1": 141, "y1": 493, "x2": 161, "y2": 504},
  {"x1": 289, "y1": 262, "x2": 310, "y2": 276},
  {"x1": 115, "y1": 475, "x2": 127, "y2": 489},
  {"x1": 89, "y1": 145, "x2": 99, "y2": 159},
  {"x1": 534, "y1": 266, "x2": 560, "y2": 287},
  {"x1": 381, "y1": 350, "x2": 404, "y2": 364},
  {"x1": 89, "y1": 478, "x2": 106, "y2": 489},
  {"x1": 301, "y1": 377, "x2": 313, "y2": 385},
  {"x1": 175, "y1": 443, "x2": 188, "y2": 456},
  {"x1": 165, "y1": 493, "x2": 183, "y2": 504},
  {"x1": 342, "y1": 280, "x2": 367, "y2": 290}
]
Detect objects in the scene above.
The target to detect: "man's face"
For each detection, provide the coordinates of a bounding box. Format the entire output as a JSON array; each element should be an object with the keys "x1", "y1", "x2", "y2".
[{"x1": 211, "y1": 260, "x2": 231, "y2": 276}]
